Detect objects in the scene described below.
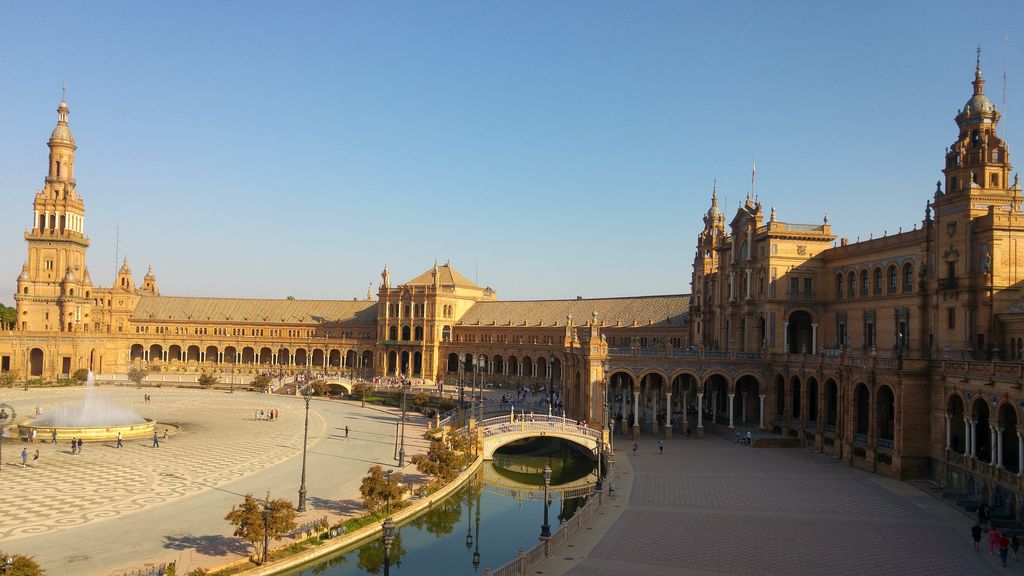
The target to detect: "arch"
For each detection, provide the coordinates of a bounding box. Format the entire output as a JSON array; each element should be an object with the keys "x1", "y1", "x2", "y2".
[
  {"x1": 277, "y1": 348, "x2": 290, "y2": 366},
  {"x1": 295, "y1": 348, "x2": 308, "y2": 366},
  {"x1": 413, "y1": 351, "x2": 422, "y2": 376},
  {"x1": 493, "y1": 355, "x2": 505, "y2": 375},
  {"x1": 186, "y1": 345, "x2": 201, "y2": 362},
  {"x1": 550, "y1": 358, "x2": 561, "y2": 381},
  {"x1": 401, "y1": 326, "x2": 411, "y2": 341},
  {"x1": 388, "y1": 350, "x2": 398, "y2": 374},
  {"x1": 902, "y1": 262, "x2": 914, "y2": 293},
  {"x1": 886, "y1": 265, "x2": 898, "y2": 294},
  {"x1": 360, "y1": 350, "x2": 372, "y2": 370},
  {"x1": 400, "y1": 350, "x2": 410, "y2": 375},
  {"x1": 734, "y1": 374, "x2": 760, "y2": 425},
  {"x1": 836, "y1": 273, "x2": 844, "y2": 299},
  {"x1": 806, "y1": 377, "x2": 819, "y2": 425},
  {"x1": 413, "y1": 325, "x2": 424, "y2": 341},
  {"x1": 972, "y1": 398, "x2": 992, "y2": 463},
  {"x1": 346, "y1": 350, "x2": 357, "y2": 368},
  {"x1": 329, "y1": 349, "x2": 341, "y2": 367},
  {"x1": 859, "y1": 269, "x2": 869, "y2": 297},
  {"x1": 441, "y1": 325, "x2": 451, "y2": 341},
  {"x1": 853, "y1": 383, "x2": 870, "y2": 440},
  {"x1": 522, "y1": 356, "x2": 534, "y2": 377},
  {"x1": 774, "y1": 374, "x2": 785, "y2": 417},
  {"x1": 29, "y1": 348, "x2": 44, "y2": 376},
  {"x1": 130, "y1": 344, "x2": 145, "y2": 362},
  {"x1": 847, "y1": 271, "x2": 856, "y2": 298},
  {"x1": 311, "y1": 349, "x2": 325, "y2": 367},
  {"x1": 169, "y1": 345, "x2": 183, "y2": 362},
  {"x1": 149, "y1": 344, "x2": 164, "y2": 362},
  {"x1": 999, "y1": 403, "x2": 1020, "y2": 473},
  {"x1": 787, "y1": 310, "x2": 813, "y2": 353},
  {"x1": 508, "y1": 356, "x2": 519, "y2": 376},
  {"x1": 536, "y1": 356, "x2": 548, "y2": 378},
  {"x1": 241, "y1": 347, "x2": 255, "y2": 364},
  {"x1": 946, "y1": 393, "x2": 966, "y2": 453},
  {"x1": 876, "y1": 385, "x2": 895, "y2": 447},
  {"x1": 224, "y1": 346, "x2": 238, "y2": 364},
  {"x1": 388, "y1": 326, "x2": 398, "y2": 341},
  {"x1": 446, "y1": 353, "x2": 459, "y2": 373},
  {"x1": 205, "y1": 345, "x2": 219, "y2": 363},
  {"x1": 790, "y1": 375, "x2": 802, "y2": 421},
  {"x1": 824, "y1": 379, "x2": 838, "y2": 431},
  {"x1": 259, "y1": 347, "x2": 273, "y2": 365}
]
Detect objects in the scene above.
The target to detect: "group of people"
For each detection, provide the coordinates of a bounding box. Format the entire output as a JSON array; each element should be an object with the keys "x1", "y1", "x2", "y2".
[
  {"x1": 69, "y1": 437, "x2": 84, "y2": 454},
  {"x1": 256, "y1": 408, "x2": 280, "y2": 421},
  {"x1": 973, "y1": 504, "x2": 1020, "y2": 567},
  {"x1": 19, "y1": 447, "x2": 39, "y2": 468}
]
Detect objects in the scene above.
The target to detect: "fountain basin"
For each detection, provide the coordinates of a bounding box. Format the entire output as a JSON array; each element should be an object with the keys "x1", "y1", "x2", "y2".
[{"x1": 18, "y1": 418, "x2": 158, "y2": 443}]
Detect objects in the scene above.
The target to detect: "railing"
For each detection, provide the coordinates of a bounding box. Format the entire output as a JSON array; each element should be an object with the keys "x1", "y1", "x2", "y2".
[
  {"x1": 878, "y1": 438, "x2": 894, "y2": 450},
  {"x1": 110, "y1": 563, "x2": 174, "y2": 576},
  {"x1": 480, "y1": 415, "x2": 601, "y2": 442},
  {"x1": 854, "y1": 433, "x2": 868, "y2": 445},
  {"x1": 484, "y1": 492, "x2": 603, "y2": 576},
  {"x1": 436, "y1": 407, "x2": 460, "y2": 428},
  {"x1": 485, "y1": 483, "x2": 595, "y2": 502}
]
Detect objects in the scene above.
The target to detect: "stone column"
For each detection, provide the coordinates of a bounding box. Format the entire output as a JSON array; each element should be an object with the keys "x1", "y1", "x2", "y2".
[
  {"x1": 966, "y1": 419, "x2": 973, "y2": 457},
  {"x1": 991, "y1": 426, "x2": 999, "y2": 466},
  {"x1": 783, "y1": 322, "x2": 789, "y2": 352},
  {"x1": 811, "y1": 323, "x2": 818, "y2": 354},
  {"x1": 728, "y1": 393, "x2": 735, "y2": 428},
  {"x1": 633, "y1": 390, "x2": 640, "y2": 441},
  {"x1": 1018, "y1": 431, "x2": 1023, "y2": 477},
  {"x1": 696, "y1": 392, "x2": 704, "y2": 437},
  {"x1": 759, "y1": 394, "x2": 766, "y2": 429},
  {"x1": 665, "y1": 392, "x2": 673, "y2": 438},
  {"x1": 945, "y1": 414, "x2": 952, "y2": 450},
  {"x1": 970, "y1": 420, "x2": 977, "y2": 458},
  {"x1": 997, "y1": 427, "x2": 1004, "y2": 468}
]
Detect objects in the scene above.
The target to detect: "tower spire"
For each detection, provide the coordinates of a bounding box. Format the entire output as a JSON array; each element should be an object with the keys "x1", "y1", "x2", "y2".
[{"x1": 974, "y1": 44, "x2": 986, "y2": 95}]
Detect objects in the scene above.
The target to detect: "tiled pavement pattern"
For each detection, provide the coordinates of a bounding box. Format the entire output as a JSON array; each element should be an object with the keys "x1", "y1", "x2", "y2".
[
  {"x1": 0, "y1": 387, "x2": 320, "y2": 540},
  {"x1": 563, "y1": 436, "x2": 1004, "y2": 576}
]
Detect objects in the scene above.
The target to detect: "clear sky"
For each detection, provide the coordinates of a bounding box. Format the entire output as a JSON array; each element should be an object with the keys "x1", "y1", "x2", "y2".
[{"x1": 1, "y1": 1, "x2": 1022, "y2": 306}]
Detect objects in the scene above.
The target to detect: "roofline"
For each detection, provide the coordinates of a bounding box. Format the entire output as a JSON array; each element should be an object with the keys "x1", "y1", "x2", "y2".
[{"x1": 480, "y1": 294, "x2": 690, "y2": 304}]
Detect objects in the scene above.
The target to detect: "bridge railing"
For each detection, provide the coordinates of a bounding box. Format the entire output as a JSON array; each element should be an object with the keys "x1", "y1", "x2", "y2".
[
  {"x1": 480, "y1": 414, "x2": 601, "y2": 442},
  {"x1": 484, "y1": 483, "x2": 594, "y2": 502},
  {"x1": 436, "y1": 407, "x2": 460, "y2": 428}
]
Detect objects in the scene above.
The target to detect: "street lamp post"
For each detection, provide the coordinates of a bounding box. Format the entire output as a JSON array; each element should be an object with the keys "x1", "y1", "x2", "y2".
[
  {"x1": 458, "y1": 361, "x2": 466, "y2": 427},
  {"x1": 297, "y1": 383, "x2": 314, "y2": 512},
  {"x1": 540, "y1": 464, "x2": 552, "y2": 538},
  {"x1": 477, "y1": 356, "x2": 485, "y2": 423},
  {"x1": 382, "y1": 515, "x2": 396, "y2": 576},
  {"x1": 398, "y1": 378, "x2": 409, "y2": 467},
  {"x1": 472, "y1": 488, "x2": 481, "y2": 570},
  {"x1": 24, "y1": 347, "x2": 30, "y2": 391},
  {"x1": 261, "y1": 495, "x2": 272, "y2": 565}
]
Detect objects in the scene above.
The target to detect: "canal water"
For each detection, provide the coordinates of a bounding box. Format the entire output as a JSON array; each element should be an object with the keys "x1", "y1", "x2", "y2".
[{"x1": 288, "y1": 439, "x2": 596, "y2": 575}]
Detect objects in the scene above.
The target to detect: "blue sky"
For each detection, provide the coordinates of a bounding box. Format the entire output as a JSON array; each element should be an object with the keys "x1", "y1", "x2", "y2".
[{"x1": 1, "y1": 1, "x2": 1022, "y2": 305}]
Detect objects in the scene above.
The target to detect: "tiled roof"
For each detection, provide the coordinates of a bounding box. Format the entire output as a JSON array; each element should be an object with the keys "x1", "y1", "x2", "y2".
[
  {"x1": 403, "y1": 263, "x2": 480, "y2": 289},
  {"x1": 457, "y1": 295, "x2": 690, "y2": 328},
  {"x1": 131, "y1": 296, "x2": 378, "y2": 324}
]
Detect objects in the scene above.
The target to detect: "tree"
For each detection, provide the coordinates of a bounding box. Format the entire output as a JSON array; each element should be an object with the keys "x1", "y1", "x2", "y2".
[
  {"x1": 307, "y1": 380, "x2": 330, "y2": 397},
  {"x1": 72, "y1": 368, "x2": 89, "y2": 384},
  {"x1": 414, "y1": 430, "x2": 470, "y2": 483},
  {"x1": 224, "y1": 493, "x2": 297, "y2": 564},
  {"x1": 251, "y1": 374, "x2": 272, "y2": 392},
  {"x1": 412, "y1": 391, "x2": 429, "y2": 411},
  {"x1": 0, "y1": 369, "x2": 18, "y2": 388},
  {"x1": 0, "y1": 304, "x2": 15, "y2": 330},
  {"x1": 359, "y1": 465, "x2": 404, "y2": 514},
  {"x1": 197, "y1": 374, "x2": 218, "y2": 389},
  {"x1": 0, "y1": 551, "x2": 45, "y2": 575},
  {"x1": 127, "y1": 366, "x2": 147, "y2": 388}
]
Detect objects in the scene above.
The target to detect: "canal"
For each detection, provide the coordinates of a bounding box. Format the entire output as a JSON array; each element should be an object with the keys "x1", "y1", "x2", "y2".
[{"x1": 287, "y1": 438, "x2": 596, "y2": 575}]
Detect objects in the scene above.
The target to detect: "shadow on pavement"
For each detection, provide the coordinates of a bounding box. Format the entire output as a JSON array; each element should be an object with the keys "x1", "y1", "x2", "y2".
[{"x1": 163, "y1": 533, "x2": 250, "y2": 557}]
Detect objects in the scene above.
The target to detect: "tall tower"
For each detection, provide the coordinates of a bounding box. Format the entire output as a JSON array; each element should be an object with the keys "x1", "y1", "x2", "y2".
[
  {"x1": 15, "y1": 96, "x2": 93, "y2": 332},
  {"x1": 931, "y1": 51, "x2": 1019, "y2": 356},
  {"x1": 691, "y1": 182, "x2": 725, "y2": 348}
]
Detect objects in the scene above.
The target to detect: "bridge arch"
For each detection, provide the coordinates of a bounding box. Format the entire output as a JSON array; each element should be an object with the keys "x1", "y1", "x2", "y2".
[{"x1": 480, "y1": 416, "x2": 600, "y2": 461}]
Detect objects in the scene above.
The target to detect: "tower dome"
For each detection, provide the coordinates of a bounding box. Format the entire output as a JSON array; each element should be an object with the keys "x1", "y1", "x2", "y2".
[{"x1": 49, "y1": 99, "x2": 76, "y2": 146}]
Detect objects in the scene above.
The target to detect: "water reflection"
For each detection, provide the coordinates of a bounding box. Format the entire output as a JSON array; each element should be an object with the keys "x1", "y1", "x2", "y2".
[{"x1": 289, "y1": 439, "x2": 594, "y2": 575}]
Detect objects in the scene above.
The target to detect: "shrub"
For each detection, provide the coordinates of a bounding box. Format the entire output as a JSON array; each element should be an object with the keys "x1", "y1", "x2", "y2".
[
  {"x1": 72, "y1": 368, "x2": 89, "y2": 383},
  {"x1": 359, "y1": 465, "x2": 404, "y2": 514}
]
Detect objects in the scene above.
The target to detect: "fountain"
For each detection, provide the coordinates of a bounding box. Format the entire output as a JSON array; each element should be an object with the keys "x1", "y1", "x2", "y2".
[{"x1": 18, "y1": 372, "x2": 156, "y2": 442}]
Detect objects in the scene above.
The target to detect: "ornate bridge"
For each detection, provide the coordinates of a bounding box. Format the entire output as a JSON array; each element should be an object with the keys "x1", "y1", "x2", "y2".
[
  {"x1": 478, "y1": 414, "x2": 602, "y2": 460},
  {"x1": 481, "y1": 461, "x2": 596, "y2": 501}
]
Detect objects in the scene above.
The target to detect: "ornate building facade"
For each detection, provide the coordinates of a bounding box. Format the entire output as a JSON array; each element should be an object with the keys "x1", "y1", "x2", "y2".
[{"x1": 4, "y1": 59, "x2": 1024, "y2": 510}]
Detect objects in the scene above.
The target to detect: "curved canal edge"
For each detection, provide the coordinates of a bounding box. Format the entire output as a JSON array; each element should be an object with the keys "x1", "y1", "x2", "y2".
[{"x1": 216, "y1": 455, "x2": 486, "y2": 576}]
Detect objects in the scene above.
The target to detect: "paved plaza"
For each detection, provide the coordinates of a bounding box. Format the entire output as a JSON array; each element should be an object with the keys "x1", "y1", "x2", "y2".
[
  {"x1": 0, "y1": 385, "x2": 428, "y2": 575},
  {"x1": 541, "y1": 433, "x2": 1009, "y2": 576}
]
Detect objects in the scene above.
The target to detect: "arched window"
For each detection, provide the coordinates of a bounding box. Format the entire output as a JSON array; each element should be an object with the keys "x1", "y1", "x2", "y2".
[
  {"x1": 847, "y1": 272, "x2": 855, "y2": 298},
  {"x1": 873, "y1": 268, "x2": 882, "y2": 296},
  {"x1": 860, "y1": 270, "x2": 869, "y2": 296},
  {"x1": 836, "y1": 274, "x2": 844, "y2": 299},
  {"x1": 902, "y1": 263, "x2": 914, "y2": 293},
  {"x1": 887, "y1": 266, "x2": 897, "y2": 294}
]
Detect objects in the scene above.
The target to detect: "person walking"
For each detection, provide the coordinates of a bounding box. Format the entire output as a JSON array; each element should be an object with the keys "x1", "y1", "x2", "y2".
[
  {"x1": 116, "y1": 431, "x2": 123, "y2": 448},
  {"x1": 989, "y1": 527, "x2": 1001, "y2": 555},
  {"x1": 632, "y1": 441, "x2": 638, "y2": 456},
  {"x1": 77, "y1": 438, "x2": 83, "y2": 454},
  {"x1": 345, "y1": 426, "x2": 349, "y2": 438},
  {"x1": 971, "y1": 524, "x2": 983, "y2": 552},
  {"x1": 658, "y1": 440, "x2": 664, "y2": 455},
  {"x1": 152, "y1": 430, "x2": 160, "y2": 448},
  {"x1": 29, "y1": 429, "x2": 36, "y2": 444},
  {"x1": 20, "y1": 447, "x2": 28, "y2": 468},
  {"x1": 1000, "y1": 532, "x2": 1012, "y2": 567},
  {"x1": 70, "y1": 437, "x2": 77, "y2": 455},
  {"x1": 51, "y1": 428, "x2": 57, "y2": 444},
  {"x1": 32, "y1": 449, "x2": 39, "y2": 467}
]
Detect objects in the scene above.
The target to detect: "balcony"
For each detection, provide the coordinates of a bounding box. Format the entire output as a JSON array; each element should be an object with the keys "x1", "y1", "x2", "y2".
[{"x1": 938, "y1": 277, "x2": 958, "y2": 290}]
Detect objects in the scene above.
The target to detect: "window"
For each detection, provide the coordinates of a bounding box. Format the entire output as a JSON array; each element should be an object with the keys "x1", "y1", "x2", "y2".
[
  {"x1": 836, "y1": 274, "x2": 844, "y2": 299},
  {"x1": 887, "y1": 266, "x2": 897, "y2": 294},
  {"x1": 947, "y1": 307, "x2": 956, "y2": 330},
  {"x1": 947, "y1": 261, "x2": 956, "y2": 279},
  {"x1": 837, "y1": 322, "x2": 847, "y2": 348},
  {"x1": 902, "y1": 263, "x2": 913, "y2": 293},
  {"x1": 44, "y1": 260, "x2": 54, "y2": 271},
  {"x1": 992, "y1": 173, "x2": 1000, "y2": 187},
  {"x1": 865, "y1": 322, "x2": 876, "y2": 347},
  {"x1": 772, "y1": 244, "x2": 778, "y2": 255},
  {"x1": 847, "y1": 272, "x2": 855, "y2": 298},
  {"x1": 860, "y1": 270, "x2": 869, "y2": 296},
  {"x1": 873, "y1": 268, "x2": 882, "y2": 295},
  {"x1": 790, "y1": 277, "x2": 800, "y2": 297},
  {"x1": 804, "y1": 278, "x2": 813, "y2": 298},
  {"x1": 770, "y1": 268, "x2": 777, "y2": 298}
]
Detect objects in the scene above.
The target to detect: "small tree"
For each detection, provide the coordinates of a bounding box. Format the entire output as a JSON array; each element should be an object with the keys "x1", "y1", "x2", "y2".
[
  {"x1": 197, "y1": 374, "x2": 218, "y2": 389},
  {"x1": 414, "y1": 430, "x2": 470, "y2": 483},
  {"x1": 0, "y1": 370, "x2": 17, "y2": 388},
  {"x1": 72, "y1": 368, "x2": 89, "y2": 384},
  {"x1": 308, "y1": 380, "x2": 330, "y2": 397},
  {"x1": 127, "y1": 366, "x2": 147, "y2": 389},
  {"x1": 0, "y1": 551, "x2": 45, "y2": 575},
  {"x1": 412, "y1": 391, "x2": 429, "y2": 411},
  {"x1": 359, "y1": 465, "x2": 404, "y2": 514},
  {"x1": 224, "y1": 493, "x2": 297, "y2": 564},
  {"x1": 251, "y1": 374, "x2": 272, "y2": 392}
]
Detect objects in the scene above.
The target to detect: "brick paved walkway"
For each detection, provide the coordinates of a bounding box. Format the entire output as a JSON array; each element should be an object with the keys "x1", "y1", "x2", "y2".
[
  {"x1": 0, "y1": 385, "x2": 428, "y2": 575},
  {"x1": 557, "y1": 434, "x2": 1006, "y2": 576}
]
